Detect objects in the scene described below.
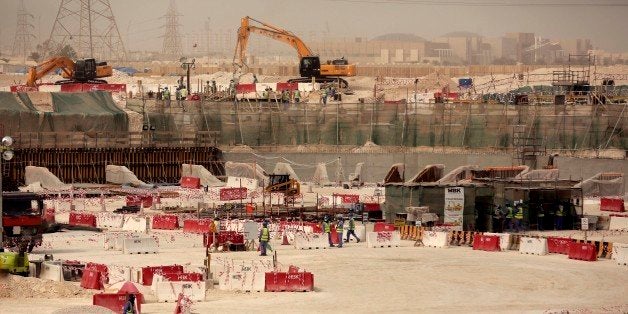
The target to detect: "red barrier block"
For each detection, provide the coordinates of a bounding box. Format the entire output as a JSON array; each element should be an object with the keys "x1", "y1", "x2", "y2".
[
  {"x1": 600, "y1": 198, "x2": 625, "y2": 212},
  {"x1": 472, "y1": 234, "x2": 501, "y2": 252},
  {"x1": 276, "y1": 82, "x2": 298, "y2": 91},
  {"x1": 203, "y1": 231, "x2": 244, "y2": 247},
  {"x1": 330, "y1": 225, "x2": 339, "y2": 245},
  {"x1": 81, "y1": 268, "x2": 104, "y2": 290},
  {"x1": 69, "y1": 212, "x2": 97, "y2": 227},
  {"x1": 220, "y1": 187, "x2": 247, "y2": 201},
  {"x1": 373, "y1": 222, "x2": 396, "y2": 232},
  {"x1": 308, "y1": 223, "x2": 323, "y2": 233},
  {"x1": 568, "y1": 242, "x2": 597, "y2": 261},
  {"x1": 44, "y1": 208, "x2": 55, "y2": 223},
  {"x1": 85, "y1": 262, "x2": 109, "y2": 284},
  {"x1": 180, "y1": 176, "x2": 201, "y2": 189},
  {"x1": 236, "y1": 83, "x2": 256, "y2": 93},
  {"x1": 141, "y1": 265, "x2": 184, "y2": 285},
  {"x1": 152, "y1": 215, "x2": 179, "y2": 230},
  {"x1": 265, "y1": 272, "x2": 314, "y2": 292},
  {"x1": 547, "y1": 237, "x2": 573, "y2": 254},
  {"x1": 93, "y1": 293, "x2": 141, "y2": 314},
  {"x1": 183, "y1": 219, "x2": 214, "y2": 233},
  {"x1": 161, "y1": 272, "x2": 203, "y2": 282}
]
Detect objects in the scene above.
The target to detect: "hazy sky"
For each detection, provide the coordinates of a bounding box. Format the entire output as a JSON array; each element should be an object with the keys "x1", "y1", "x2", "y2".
[{"x1": 1, "y1": 0, "x2": 627, "y2": 53}]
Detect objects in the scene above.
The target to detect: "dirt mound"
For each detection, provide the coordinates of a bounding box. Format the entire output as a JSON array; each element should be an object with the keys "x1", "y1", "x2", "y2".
[{"x1": 0, "y1": 274, "x2": 92, "y2": 299}]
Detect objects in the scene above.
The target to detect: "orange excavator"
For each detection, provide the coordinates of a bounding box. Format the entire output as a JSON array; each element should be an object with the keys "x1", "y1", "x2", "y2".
[
  {"x1": 234, "y1": 16, "x2": 356, "y2": 88},
  {"x1": 25, "y1": 56, "x2": 113, "y2": 87}
]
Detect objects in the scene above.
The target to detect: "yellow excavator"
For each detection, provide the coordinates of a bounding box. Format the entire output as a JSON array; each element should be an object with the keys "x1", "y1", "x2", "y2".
[
  {"x1": 25, "y1": 56, "x2": 113, "y2": 87},
  {"x1": 265, "y1": 174, "x2": 300, "y2": 197},
  {"x1": 234, "y1": 16, "x2": 356, "y2": 88}
]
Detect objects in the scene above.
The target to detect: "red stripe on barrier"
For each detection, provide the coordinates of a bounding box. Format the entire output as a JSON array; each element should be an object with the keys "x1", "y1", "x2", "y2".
[
  {"x1": 152, "y1": 215, "x2": 179, "y2": 230},
  {"x1": 373, "y1": 222, "x2": 396, "y2": 232},
  {"x1": 265, "y1": 272, "x2": 314, "y2": 292},
  {"x1": 69, "y1": 212, "x2": 97, "y2": 227},
  {"x1": 141, "y1": 265, "x2": 184, "y2": 286},
  {"x1": 161, "y1": 272, "x2": 203, "y2": 282}
]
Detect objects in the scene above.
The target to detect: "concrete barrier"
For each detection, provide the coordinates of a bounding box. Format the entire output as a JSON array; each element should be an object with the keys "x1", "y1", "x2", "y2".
[
  {"x1": 218, "y1": 272, "x2": 265, "y2": 292},
  {"x1": 123, "y1": 237, "x2": 158, "y2": 254},
  {"x1": 154, "y1": 281, "x2": 206, "y2": 302},
  {"x1": 518, "y1": 237, "x2": 548, "y2": 256},
  {"x1": 294, "y1": 233, "x2": 328, "y2": 250},
  {"x1": 366, "y1": 231, "x2": 401, "y2": 248},
  {"x1": 613, "y1": 246, "x2": 628, "y2": 266},
  {"x1": 609, "y1": 216, "x2": 628, "y2": 231},
  {"x1": 40, "y1": 261, "x2": 63, "y2": 281},
  {"x1": 484, "y1": 232, "x2": 512, "y2": 251},
  {"x1": 422, "y1": 231, "x2": 450, "y2": 248},
  {"x1": 96, "y1": 213, "x2": 124, "y2": 229},
  {"x1": 108, "y1": 265, "x2": 132, "y2": 283},
  {"x1": 122, "y1": 216, "x2": 149, "y2": 233}
]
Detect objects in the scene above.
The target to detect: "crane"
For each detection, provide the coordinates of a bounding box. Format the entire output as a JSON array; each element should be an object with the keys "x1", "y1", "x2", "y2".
[
  {"x1": 25, "y1": 57, "x2": 113, "y2": 87},
  {"x1": 234, "y1": 16, "x2": 356, "y2": 88}
]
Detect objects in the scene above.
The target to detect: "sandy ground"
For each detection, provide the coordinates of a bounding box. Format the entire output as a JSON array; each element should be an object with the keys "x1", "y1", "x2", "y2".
[{"x1": 1, "y1": 227, "x2": 628, "y2": 314}]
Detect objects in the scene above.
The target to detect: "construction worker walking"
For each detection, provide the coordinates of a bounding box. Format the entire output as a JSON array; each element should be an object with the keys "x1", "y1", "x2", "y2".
[
  {"x1": 345, "y1": 215, "x2": 360, "y2": 243},
  {"x1": 505, "y1": 203, "x2": 514, "y2": 231},
  {"x1": 323, "y1": 216, "x2": 334, "y2": 247},
  {"x1": 259, "y1": 221, "x2": 270, "y2": 256},
  {"x1": 294, "y1": 89, "x2": 301, "y2": 103},
  {"x1": 555, "y1": 204, "x2": 565, "y2": 230},
  {"x1": 336, "y1": 217, "x2": 344, "y2": 248},
  {"x1": 162, "y1": 87, "x2": 171, "y2": 107},
  {"x1": 122, "y1": 294, "x2": 137, "y2": 314}
]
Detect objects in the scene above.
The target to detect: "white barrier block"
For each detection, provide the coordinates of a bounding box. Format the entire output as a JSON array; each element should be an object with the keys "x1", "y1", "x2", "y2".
[
  {"x1": 217, "y1": 272, "x2": 264, "y2": 292},
  {"x1": 422, "y1": 231, "x2": 450, "y2": 248},
  {"x1": 609, "y1": 216, "x2": 628, "y2": 231},
  {"x1": 342, "y1": 225, "x2": 366, "y2": 242},
  {"x1": 294, "y1": 233, "x2": 328, "y2": 250},
  {"x1": 242, "y1": 221, "x2": 259, "y2": 242},
  {"x1": 123, "y1": 237, "x2": 158, "y2": 254},
  {"x1": 96, "y1": 213, "x2": 124, "y2": 228},
  {"x1": 613, "y1": 246, "x2": 628, "y2": 266},
  {"x1": 155, "y1": 281, "x2": 206, "y2": 302},
  {"x1": 366, "y1": 231, "x2": 401, "y2": 248},
  {"x1": 108, "y1": 265, "x2": 132, "y2": 283},
  {"x1": 484, "y1": 232, "x2": 512, "y2": 251},
  {"x1": 122, "y1": 216, "x2": 149, "y2": 233},
  {"x1": 518, "y1": 237, "x2": 548, "y2": 256},
  {"x1": 39, "y1": 261, "x2": 63, "y2": 281}
]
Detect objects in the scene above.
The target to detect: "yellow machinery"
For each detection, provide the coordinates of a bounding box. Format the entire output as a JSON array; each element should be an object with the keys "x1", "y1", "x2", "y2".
[
  {"x1": 265, "y1": 174, "x2": 300, "y2": 197},
  {"x1": 0, "y1": 252, "x2": 29, "y2": 275},
  {"x1": 26, "y1": 56, "x2": 113, "y2": 87},
  {"x1": 234, "y1": 16, "x2": 356, "y2": 87}
]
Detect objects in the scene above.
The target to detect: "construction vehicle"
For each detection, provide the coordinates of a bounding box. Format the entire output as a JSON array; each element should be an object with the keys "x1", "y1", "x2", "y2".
[
  {"x1": 1, "y1": 192, "x2": 45, "y2": 253},
  {"x1": 25, "y1": 56, "x2": 113, "y2": 87},
  {"x1": 265, "y1": 174, "x2": 300, "y2": 197},
  {"x1": 234, "y1": 16, "x2": 356, "y2": 88},
  {"x1": 0, "y1": 251, "x2": 29, "y2": 275}
]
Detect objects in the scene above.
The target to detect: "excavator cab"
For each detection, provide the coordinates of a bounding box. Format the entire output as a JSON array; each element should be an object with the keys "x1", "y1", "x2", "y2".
[
  {"x1": 299, "y1": 56, "x2": 321, "y2": 79},
  {"x1": 265, "y1": 174, "x2": 300, "y2": 197}
]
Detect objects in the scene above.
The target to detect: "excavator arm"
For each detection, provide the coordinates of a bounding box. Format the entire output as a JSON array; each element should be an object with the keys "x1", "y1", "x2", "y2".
[
  {"x1": 234, "y1": 16, "x2": 313, "y2": 68},
  {"x1": 25, "y1": 57, "x2": 75, "y2": 87}
]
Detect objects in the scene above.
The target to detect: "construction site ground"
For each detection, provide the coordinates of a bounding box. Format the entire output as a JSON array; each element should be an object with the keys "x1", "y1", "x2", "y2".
[{"x1": 1, "y1": 228, "x2": 627, "y2": 314}]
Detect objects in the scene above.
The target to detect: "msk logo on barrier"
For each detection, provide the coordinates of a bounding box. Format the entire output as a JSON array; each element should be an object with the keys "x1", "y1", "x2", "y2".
[{"x1": 447, "y1": 188, "x2": 461, "y2": 193}]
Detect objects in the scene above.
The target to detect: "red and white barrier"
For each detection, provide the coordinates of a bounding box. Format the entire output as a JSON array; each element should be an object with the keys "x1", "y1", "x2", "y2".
[
  {"x1": 422, "y1": 231, "x2": 450, "y2": 248},
  {"x1": 265, "y1": 271, "x2": 314, "y2": 292},
  {"x1": 151, "y1": 215, "x2": 179, "y2": 230},
  {"x1": 218, "y1": 272, "x2": 265, "y2": 292},
  {"x1": 484, "y1": 232, "x2": 512, "y2": 251},
  {"x1": 518, "y1": 237, "x2": 548, "y2": 255},
  {"x1": 473, "y1": 234, "x2": 501, "y2": 252},
  {"x1": 366, "y1": 231, "x2": 401, "y2": 248}
]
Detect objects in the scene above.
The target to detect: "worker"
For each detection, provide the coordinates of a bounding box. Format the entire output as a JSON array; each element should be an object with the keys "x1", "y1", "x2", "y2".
[
  {"x1": 505, "y1": 203, "x2": 514, "y2": 231},
  {"x1": 162, "y1": 87, "x2": 171, "y2": 107},
  {"x1": 282, "y1": 90, "x2": 290, "y2": 103},
  {"x1": 537, "y1": 205, "x2": 545, "y2": 231},
  {"x1": 492, "y1": 205, "x2": 503, "y2": 233},
  {"x1": 294, "y1": 89, "x2": 301, "y2": 103},
  {"x1": 336, "y1": 216, "x2": 345, "y2": 248},
  {"x1": 330, "y1": 86, "x2": 336, "y2": 101},
  {"x1": 514, "y1": 202, "x2": 524, "y2": 232},
  {"x1": 345, "y1": 214, "x2": 360, "y2": 243},
  {"x1": 181, "y1": 86, "x2": 188, "y2": 99},
  {"x1": 122, "y1": 294, "x2": 137, "y2": 314},
  {"x1": 555, "y1": 204, "x2": 565, "y2": 230},
  {"x1": 253, "y1": 74, "x2": 258, "y2": 84},
  {"x1": 321, "y1": 88, "x2": 328, "y2": 105},
  {"x1": 323, "y1": 216, "x2": 334, "y2": 247},
  {"x1": 259, "y1": 221, "x2": 270, "y2": 256},
  {"x1": 211, "y1": 80, "x2": 217, "y2": 94},
  {"x1": 228, "y1": 79, "x2": 236, "y2": 96}
]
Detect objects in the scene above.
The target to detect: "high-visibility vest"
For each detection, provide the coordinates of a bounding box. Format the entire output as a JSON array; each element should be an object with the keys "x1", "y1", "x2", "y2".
[
  {"x1": 506, "y1": 207, "x2": 514, "y2": 218},
  {"x1": 260, "y1": 227, "x2": 270, "y2": 242},
  {"x1": 336, "y1": 223, "x2": 343, "y2": 233},
  {"x1": 538, "y1": 209, "x2": 545, "y2": 218},
  {"x1": 294, "y1": 90, "x2": 301, "y2": 99},
  {"x1": 514, "y1": 207, "x2": 524, "y2": 219},
  {"x1": 348, "y1": 219, "x2": 355, "y2": 230},
  {"x1": 323, "y1": 222, "x2": 330, "y2": 233},
  {"x1": 556, "y1": 206, "x2": 564, "y2": 217}
]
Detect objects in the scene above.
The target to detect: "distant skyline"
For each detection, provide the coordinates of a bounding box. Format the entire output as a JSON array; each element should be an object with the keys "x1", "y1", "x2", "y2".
[{"x1": 0, "y1": 0, "x2": 627, "y2": 54}]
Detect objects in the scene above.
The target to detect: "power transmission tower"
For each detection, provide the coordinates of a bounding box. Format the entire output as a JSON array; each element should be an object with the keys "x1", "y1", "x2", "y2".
[
  {"x1": 12, "y1": 0, "x2": 35, "y2": 59},
  {"x1": 162, "y1": 0, "x2": 183, "y2": 57},
  {"x1": 48, "y1": 0, "x2": 126, "y2": 60}
]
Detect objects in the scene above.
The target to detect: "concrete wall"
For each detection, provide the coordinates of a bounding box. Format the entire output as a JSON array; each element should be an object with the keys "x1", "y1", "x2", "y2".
[{"x1": 224, "y1": 151, "x2": 626, "y2": 193}]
